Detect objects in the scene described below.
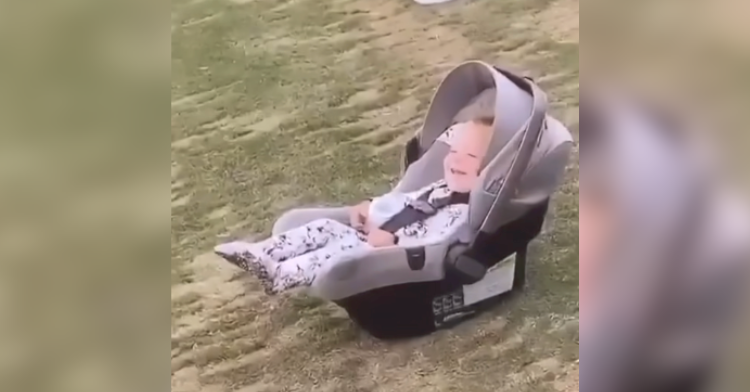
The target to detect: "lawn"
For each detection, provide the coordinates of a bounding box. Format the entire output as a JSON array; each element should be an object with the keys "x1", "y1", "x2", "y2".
[{"x1": 171, "y1": 0, "x2": 580, "y2": 391}]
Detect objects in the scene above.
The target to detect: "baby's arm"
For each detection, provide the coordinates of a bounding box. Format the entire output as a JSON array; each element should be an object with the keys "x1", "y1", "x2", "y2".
[
  {"x1": 366, "y1": 227, "x2": 397, "y2": 247},
  {"x1": 349, "y1": 200, "x2": 371, "y2": 231}
]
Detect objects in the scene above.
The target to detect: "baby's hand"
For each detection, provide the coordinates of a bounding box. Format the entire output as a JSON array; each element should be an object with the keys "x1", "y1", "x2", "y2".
[
  {"x1": 349, "y1": 200, "x2": 370, "y2": 231},
  {"x1": 367, "y1": 228, "x2": 396, "y2": 248}
]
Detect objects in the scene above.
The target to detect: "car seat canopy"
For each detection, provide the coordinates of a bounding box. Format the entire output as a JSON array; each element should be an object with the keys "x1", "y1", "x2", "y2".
[{"x1": 396, "y1": 60, "x2": 573, "y2": 234}]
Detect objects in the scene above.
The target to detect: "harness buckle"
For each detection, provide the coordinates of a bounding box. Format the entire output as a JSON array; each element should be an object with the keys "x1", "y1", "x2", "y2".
[{"x1": 410, "y1": 199, "x2": 436, "y2": 214}]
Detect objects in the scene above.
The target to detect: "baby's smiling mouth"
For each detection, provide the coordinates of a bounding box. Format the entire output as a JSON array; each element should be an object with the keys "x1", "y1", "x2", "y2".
[{"x1": 450, "y1": 168, "x2": 467, "y2": 176}]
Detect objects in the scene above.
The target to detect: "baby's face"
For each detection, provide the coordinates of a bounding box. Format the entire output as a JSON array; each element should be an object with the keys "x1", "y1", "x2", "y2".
[{"x1": 444, "y1": 121, "x2": 492, "y2": 193}]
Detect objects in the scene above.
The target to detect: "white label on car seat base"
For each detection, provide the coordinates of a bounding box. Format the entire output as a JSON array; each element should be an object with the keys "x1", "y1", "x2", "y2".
[{"x1": 462, "y1": 254, "x2": 516, "y2": 306}]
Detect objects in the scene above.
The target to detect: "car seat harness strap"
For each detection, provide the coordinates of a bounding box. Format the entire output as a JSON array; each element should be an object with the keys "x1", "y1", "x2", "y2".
[{"x1": 379, "y1": 189, "x2": 470, "y2": 235}]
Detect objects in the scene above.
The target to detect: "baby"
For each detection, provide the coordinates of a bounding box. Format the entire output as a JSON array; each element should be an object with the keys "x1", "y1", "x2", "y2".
[{"x1": 215, "y1": 117, "x2": 494, "y2": 294}]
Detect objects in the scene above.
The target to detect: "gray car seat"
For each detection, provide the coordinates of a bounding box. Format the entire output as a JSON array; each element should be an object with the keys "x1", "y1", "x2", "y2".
[{"x1": 273, "y1": 61, "x2": 574, "y2": 338}]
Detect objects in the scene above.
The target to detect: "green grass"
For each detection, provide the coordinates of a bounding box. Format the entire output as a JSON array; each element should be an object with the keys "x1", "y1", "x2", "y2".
[{"x1": 171, "y1": 0, "x2": 579, "y2": 391}]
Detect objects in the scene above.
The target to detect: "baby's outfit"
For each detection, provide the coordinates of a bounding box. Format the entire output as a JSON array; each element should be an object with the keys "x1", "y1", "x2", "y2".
[{"x1": 215, "y1": 180, "x2": 470, "y2": 294}]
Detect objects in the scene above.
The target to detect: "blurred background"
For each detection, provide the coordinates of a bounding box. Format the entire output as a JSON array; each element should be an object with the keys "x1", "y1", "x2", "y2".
[
  {"x1": 0, "y1": 1, "x2": 167, "y2": 392},
  {"x1": 587, "y1": 0, "x2": 750, "y2": 185},
  {"x1": 586, "y1": 0, "x2": 750, "y2": 390}
]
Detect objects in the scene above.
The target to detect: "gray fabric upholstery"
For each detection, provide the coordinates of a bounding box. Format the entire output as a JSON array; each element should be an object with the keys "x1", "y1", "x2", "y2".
[
  {"x1": 453, "y1": 88, "x2": 497, "y2": 123},
  {"x1": 273, "y1": 206, "x2": 350, "y2": 236},
  {"x1": 308, "y1": 242, "x2": 452, "y2": 300},
  {"x1": 419, "y1": 63, "x2": 533, "y2": 151},
  {"x1": 480, "y1": 116, "x2": 573, "y2": 228}
]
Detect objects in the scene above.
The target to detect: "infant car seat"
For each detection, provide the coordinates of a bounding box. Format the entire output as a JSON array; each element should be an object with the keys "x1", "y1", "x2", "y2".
[{"x1": 276, "y1": 61, "x2": 574, "y2": 339}]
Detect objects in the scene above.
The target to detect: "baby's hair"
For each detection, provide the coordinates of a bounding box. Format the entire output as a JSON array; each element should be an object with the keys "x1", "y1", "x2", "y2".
[{"x1": 471, "y1": 115, "x2": 495, "y2": 127}]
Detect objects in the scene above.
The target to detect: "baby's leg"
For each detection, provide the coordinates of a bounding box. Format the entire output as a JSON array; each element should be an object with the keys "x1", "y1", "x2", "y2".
[
  {"x1": 267, "y1": 229, "x2": 371, "y2": 294},
  {"x1": 266, "y1": 248, "x2": 329, "y2": 294},
  {"x1": 216, "y1": 218, "x2": 345, "y2": 261},
  {"x1": 215, "y1": 219, "x2": 364, "y2": 277},
  {"x1": 264, "y1": 218, "x2": 364, "y2": 262}
]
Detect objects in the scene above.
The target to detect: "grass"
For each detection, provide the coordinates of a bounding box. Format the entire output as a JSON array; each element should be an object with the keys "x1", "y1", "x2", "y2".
[{"x1": 171, "y1": 0, "x2": 580, "y2": 391}]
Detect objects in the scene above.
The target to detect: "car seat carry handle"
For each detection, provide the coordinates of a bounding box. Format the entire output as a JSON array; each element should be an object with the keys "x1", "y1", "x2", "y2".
[{"x1": 472, "y1": 77, "x2": 549, "y2": 243}]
